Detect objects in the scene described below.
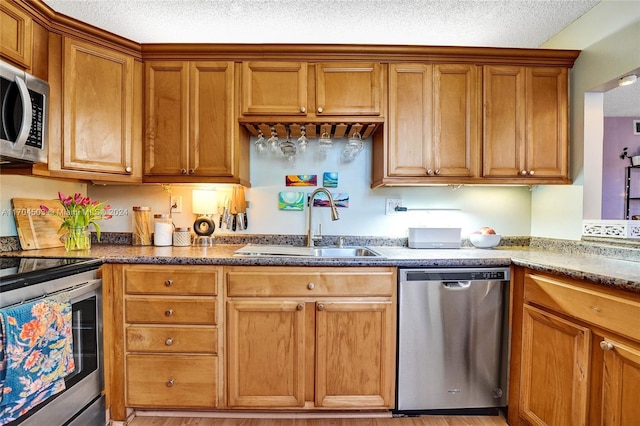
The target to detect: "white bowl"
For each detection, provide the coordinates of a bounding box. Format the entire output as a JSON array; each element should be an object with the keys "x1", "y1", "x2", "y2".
[{"x1": 469, "y1": 233, "x2": 501, "y2": 248}]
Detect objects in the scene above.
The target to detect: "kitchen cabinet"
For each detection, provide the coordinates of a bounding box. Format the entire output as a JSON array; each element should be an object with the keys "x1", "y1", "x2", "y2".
[
  {"x1": 240, "y1": 61, "x2": 383, "y2": 119},
  {"x1": 107, "y1": 264, "x2": 223, "y2": 420},
  {"x1": 144, "y1": 60, "x2": 249, "y2": 184},
  {"x1": 483, "y1": 65, "x2": 569, "y2": 182},
  {"x1": 225, "y1": 266, "x2": 396, "y2": 410},
  {"x1": 508, "y1": 268, "x2": 640, "y2": 426},
  {"x1": 0, "y1": 0, "x2": 32, "y2": 69},
  {"x1": 34, "y1": 34, "x2": 143, "y2": 182},
  {"x1": 376, "y1": 63, "x2": 479, "y2": 186}
]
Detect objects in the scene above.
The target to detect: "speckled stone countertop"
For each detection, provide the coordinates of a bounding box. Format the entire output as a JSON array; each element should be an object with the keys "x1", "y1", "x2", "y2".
[{"x1": 2, "y1": 240, "x2": 639, "y2": 295}]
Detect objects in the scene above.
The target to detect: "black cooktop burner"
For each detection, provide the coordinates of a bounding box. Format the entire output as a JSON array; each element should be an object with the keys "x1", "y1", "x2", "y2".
[{"x1": 0, "y1": 257, "x2": 103, "y2": 291}]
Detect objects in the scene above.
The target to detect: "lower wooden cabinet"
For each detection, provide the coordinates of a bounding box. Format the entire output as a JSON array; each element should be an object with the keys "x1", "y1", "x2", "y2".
[
  {"x1": 509, "y1": 268, "x2": 640, "y2": 426},
  {"x1": 225, "y1": 266, "x2": 397, "y2": 410}
]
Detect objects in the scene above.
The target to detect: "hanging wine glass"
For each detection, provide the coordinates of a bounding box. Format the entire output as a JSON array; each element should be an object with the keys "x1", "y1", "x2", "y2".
[
  {"x1": 254, "y1": 130, "x2": 267, "y2": 156},
  {"x1": 267, "y1": 127, "x2": 279, "y2": 153},
  {"x1": 297, "y1": 126, "x2": 309, "y2": 153},
  {"x1": 342, "y1": 131, "x2": 364, "y2": 161},
  {"x1": 318, "y1": 131, "x2": 333, "y2": 153},
  {"x1": 280, "y1": 127, "x2": 297, "y2": 163}
]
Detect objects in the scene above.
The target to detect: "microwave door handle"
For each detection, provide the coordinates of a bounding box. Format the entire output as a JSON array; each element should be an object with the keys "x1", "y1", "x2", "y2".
[{"x1": 12, "y1": 76, "x2": 33, "y2": 150}]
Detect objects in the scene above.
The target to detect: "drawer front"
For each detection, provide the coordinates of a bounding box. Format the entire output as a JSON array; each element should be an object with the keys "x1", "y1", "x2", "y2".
[
  {"x1": 126, "y1": 354, "x2": 217, "y2": 408},
  {"x1": 125, "y1": 297, "x2": 216, "y2": 324},
  {"x1": 126, "y1": 326, "x2": 218, "y2": 353},
  {"x1": 524, "y1": 272, "x2": 640, "y2": 342},
  {"x1": 226, "y1": 267, "x2": 396, "y2": 297},
  {"x1": 124, "y1": 265, "x2": 218, "y2": 295}
]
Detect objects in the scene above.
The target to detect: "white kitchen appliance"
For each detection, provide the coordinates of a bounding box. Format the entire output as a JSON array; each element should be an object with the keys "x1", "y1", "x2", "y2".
[{"x1": 408, "y1": 227, "x2": 461, "y2": 248}]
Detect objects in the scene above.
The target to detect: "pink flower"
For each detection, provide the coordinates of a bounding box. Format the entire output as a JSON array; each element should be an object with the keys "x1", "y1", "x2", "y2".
[{"x1": 40, "y1": 205, "x2": 50, "y2": 213}]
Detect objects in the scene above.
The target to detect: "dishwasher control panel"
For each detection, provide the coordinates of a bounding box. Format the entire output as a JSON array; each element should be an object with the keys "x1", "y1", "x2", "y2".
[{"x1": 404, "y1": 268, "x2": 509, "y2": 282}]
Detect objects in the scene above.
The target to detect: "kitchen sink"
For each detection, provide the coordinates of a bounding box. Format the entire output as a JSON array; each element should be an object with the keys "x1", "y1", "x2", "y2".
[{"x1": 234, "y1": 244, "x2": 384, "y2": 258}]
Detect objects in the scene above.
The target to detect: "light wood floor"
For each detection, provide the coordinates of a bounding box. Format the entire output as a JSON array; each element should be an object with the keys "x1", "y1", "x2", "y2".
[{"x1": 128, "y1": 415, "x2": 508, "y2": 426}]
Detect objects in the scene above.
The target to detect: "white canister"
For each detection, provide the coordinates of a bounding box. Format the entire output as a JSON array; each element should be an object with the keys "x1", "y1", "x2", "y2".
[{"x1": 153, "y1": 214, "x2": 173, "y2": 246}]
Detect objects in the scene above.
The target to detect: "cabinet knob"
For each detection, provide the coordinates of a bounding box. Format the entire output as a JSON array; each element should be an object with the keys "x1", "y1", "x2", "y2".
[
  {"x1": 528, "y1": 170, "x2": 535, "y2": 176},
  {"x1": 297, "y1": 303, "x2": 304, "y2": 311},
  {"x1": 125, "y1": 166, "x2": 132, "y2": 173},
  {"x1": 189, "y1": 168, "x2": 195, "y2": 174},
  {"x1": 317, "y1": 107, "x2": 323, "y2": 113},
  {"x1": 427, "y1": 169, "x2": 434, "y2": 175},
  {"x1": 307, "y1": 282, "x2": 315, "y2": 290},
  {"x1": 166, "y1": 378, "x2": 175, "y2": 387},
  {"x1": 435, "y1": 169, "x2": 441, "y2": 175},
  {"x1": 165, "y1": 337, "x2": 173, "y2": 346},
  {"x1": 600, "y1": 341, "x2": 614, "y2": 351},
  {"x1": 180, "y1": 168, "x2": 187, "y2": 174},
  {"x1": 520, "y1": 170, "x2": 528, "y2": 176},
  {"x1": 165, "y1": 309, "x2": 173, "y2": 317},
  {"x1": 317, "y1": 303, "x2": 325, "y2": 311},
  {"x1": 165, "y1": 279, "x2": 173, "y2": 287},
  {"x1": 300, "y1": 106, "x2": 306, "y2": 113}
]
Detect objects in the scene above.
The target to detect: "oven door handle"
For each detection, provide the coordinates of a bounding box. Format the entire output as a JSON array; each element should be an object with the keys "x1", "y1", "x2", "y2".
[{"x1": 68, "y1": 278, "x2": 102, "y2": 302}]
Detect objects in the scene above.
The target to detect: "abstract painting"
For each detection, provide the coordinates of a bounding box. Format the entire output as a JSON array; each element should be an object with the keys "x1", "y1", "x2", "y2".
[{"x1": 286, "y1": 175, "x2": 317, "y2": 186}]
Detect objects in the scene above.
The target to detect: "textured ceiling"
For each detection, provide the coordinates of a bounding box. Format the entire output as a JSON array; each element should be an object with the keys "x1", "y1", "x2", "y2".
[{"x1": 41, "y1": 0, "x2": 639, "y2": 117}]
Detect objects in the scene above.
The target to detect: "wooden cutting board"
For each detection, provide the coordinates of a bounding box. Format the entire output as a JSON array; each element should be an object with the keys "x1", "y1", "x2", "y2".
[{"x1": 11, "y1": 198, "x2": 67, "y2": 250}]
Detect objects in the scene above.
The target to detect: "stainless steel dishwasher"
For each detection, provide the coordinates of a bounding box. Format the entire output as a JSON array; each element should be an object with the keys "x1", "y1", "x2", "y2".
[{"x1": 396, "y1": 267, "x2": 510, "y2": 413}]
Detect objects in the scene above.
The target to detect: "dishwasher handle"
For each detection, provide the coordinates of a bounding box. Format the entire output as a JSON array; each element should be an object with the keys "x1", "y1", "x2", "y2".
[{"x1": 441, "y1": 281, "x2": 471, "y2": 290}]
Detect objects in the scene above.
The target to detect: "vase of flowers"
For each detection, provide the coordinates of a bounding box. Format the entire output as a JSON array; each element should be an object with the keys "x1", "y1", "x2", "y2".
[{"x1": 41, "y1": 192, "x2": 112, "y2": 251}]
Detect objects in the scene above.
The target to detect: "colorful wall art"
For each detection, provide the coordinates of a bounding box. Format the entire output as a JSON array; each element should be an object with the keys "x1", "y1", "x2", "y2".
[
  {"x1": 279, "y1": 191, "x2": 305, "y2": 211},
  {"x1": 323, "y1": 172, "x2": 338, "y2": 188},
  {"x1": 286, "y1": 175, "x2": 317, "y2": 186},
  {"x1": 309, "y1": 192, "x2": 349, "y2": 208}
]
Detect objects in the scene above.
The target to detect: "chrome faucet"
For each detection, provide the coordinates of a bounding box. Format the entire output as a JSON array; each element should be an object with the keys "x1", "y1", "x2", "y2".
[{"x1": 306, "y1": 188, "x2": 340, "y2": 247}]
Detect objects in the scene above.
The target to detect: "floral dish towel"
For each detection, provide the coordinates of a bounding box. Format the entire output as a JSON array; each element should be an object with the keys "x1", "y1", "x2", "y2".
[{"x1": 0, "y1": 293, "x2": 75, "y2": 424}]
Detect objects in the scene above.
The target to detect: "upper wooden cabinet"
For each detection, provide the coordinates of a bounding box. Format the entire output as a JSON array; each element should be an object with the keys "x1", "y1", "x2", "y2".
[
  {"x1": 34, "y1": 35, "x2": 142, "y2": 182},
  {"x1": 0, "y1": 0, "x2": 32, "y2": 69},
  {"x1": 483, "y1": 65, "x2": 569, "y2": 182},
  {"x1": 373, "y1": 63, "x2": 479, "y2": 186},
  {"x1": 240, "y1": 61, "x2": 383, "y2": 119},
  {"x1": 144, "y1": 60, "x2": 249, "y2": 184}
]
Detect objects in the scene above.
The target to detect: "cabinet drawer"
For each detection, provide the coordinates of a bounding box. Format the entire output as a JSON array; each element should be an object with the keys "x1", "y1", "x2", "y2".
[
  {"x1": 125, "y1": 297, "x2": 216, "y2": 324},
  {"x1": 126, "y1": 326, "x2": 218, "y2": 353},
  {"x1": 524, "y1": 272, "x2": 640, "y2": 342},
  {"x1": 126, "y1": 354, "x2": 217, "y2": 408},
  {"x1": 226, "y1": 267, "x2": 396, "y2": 297},
  {"x1": 124, "y1": 265, "x2": 218, "y2": 295}
]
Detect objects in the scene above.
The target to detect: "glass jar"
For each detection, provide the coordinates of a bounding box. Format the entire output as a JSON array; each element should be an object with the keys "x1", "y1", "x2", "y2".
[
  {"x1": 132, "y1": 206, "x2": 151, "y2": 246},
  {"x1": 173, "y1": 227, "x2": 192, "y2": 247},
  {"x1": 153, "y1": 214, "x2": 173, "y2": 246}
]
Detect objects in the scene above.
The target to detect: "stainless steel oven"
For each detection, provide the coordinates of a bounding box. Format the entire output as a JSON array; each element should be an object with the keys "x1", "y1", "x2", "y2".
[{"x1": 0, "y1": 257, "x2": 104, "y2": 425}]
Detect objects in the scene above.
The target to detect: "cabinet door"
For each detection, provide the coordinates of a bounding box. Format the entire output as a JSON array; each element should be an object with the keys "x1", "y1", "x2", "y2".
[
  {"x1": 62, "y1": 37, "x2": 137, "y2": 176},
  {"x1": 601, "y1": 339, "x2": 640, "y2": 425},
  {"x1": 189, "y1": 61, "x2": 235, "y2": 176},
  {"x1": 483, "y1": 65, "x2": 526, "y2": 178},
  {"x1": 525, "y1": 67, "x2": 568, "y2": 178},
  {"x1": 0, "y1": 0, "x2": 32, "y2": 69},
  {"x1": 241, "y1": 61, "x2": 307, "y2": 115},
  {"x1": 520, "y1": 305, "x2": 591, "y2": 426},
  {"x1": 144, "y1": 61, "x2": 189, "y2": 175},
  {"x1": 387, "y1": 63, "x2": 433, "y2": 176},
  {"x1": 433, "y1": 64, "x2": 479, "y2": 177},
  {"x1": 315, "y1": 300, "x2": 395, "y2": 409},
  {"x1": 226, "y1": 300, "x2": 305, "y2": 408},
  {"x1": 315, "y1": 62, "x2": 381, "y2": 116}
]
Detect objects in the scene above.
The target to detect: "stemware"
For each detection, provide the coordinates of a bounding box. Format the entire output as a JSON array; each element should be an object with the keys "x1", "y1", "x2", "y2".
[
  {"x1": 318, "y1": 131, "x2": 333, "y2": 153},
  {"x1": 280, "y1": 129, "x2": 297, "y2": 163},
  {"x1": 342, "y1": 131, "x2": 364, "y2": 161},
  {"x1": 254, "y1": 131, "x2": 267, "y2": 155},
  {"x1": 267, "y1": 127, "x2": 279, "y2": 153},
  {"x1": 297, "y1": 126, "x2": 309, "y2": 153}
]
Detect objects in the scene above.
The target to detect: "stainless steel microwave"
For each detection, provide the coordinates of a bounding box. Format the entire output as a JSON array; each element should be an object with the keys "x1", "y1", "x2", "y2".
[{"x1": 1, "y1": 60, "x2": 49, "y2": 164}]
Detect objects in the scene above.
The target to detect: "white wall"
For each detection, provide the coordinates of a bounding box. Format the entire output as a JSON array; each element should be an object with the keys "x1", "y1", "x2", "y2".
[
  {"x1": 87, "y1": 140, "x2": 532, "y2": 238},
  {"x1": 534, "y1": 2, "x2": 640, "y2": 238},
  {"x1": 0, "y1": 175, "x2": 85, "y2": 236}
]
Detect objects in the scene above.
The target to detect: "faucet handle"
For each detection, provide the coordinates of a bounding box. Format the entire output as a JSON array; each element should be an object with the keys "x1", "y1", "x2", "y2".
[
  {"x1": 335, "y1": 236, "x2": 345, "y2": 247},
  {"x1": 312, "y1": 224, "x2": 323, "y2": 241}
]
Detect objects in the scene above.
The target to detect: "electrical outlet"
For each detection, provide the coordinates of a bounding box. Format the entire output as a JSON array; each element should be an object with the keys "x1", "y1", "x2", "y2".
[
  {"x1": 385, "y1": 198, "x2": 402, "y2": 215},
  {"x1": 170, "y1": 196, "x2": 182, "y2": 213}
]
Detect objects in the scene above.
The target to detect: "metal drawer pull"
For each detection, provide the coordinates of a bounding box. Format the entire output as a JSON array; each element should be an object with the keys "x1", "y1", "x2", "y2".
[
  {"x1": 164, "y1": 279, "x2": 173, "y2": 287},
  {"x1": 166, "y1": 378, "x2": 175, "y2": 387},
  {"x1": 307, "y1": 282, "x2": 315, "y2": 290},
  {"x1": 297, "y1": 303, "x2": 304, "y2": 311},
  {"x1": 600, "y1": 341, "x2": 614, "y2": 351},
  {"x1": 165, "y1": 338, "x2": 173, "y2": 346},
  {"x1": 317, "y1": 303, "x2": 325, "y2": 311},
  {"x1": 165, "y1": 309, "x2": 173, "y2": 317}
]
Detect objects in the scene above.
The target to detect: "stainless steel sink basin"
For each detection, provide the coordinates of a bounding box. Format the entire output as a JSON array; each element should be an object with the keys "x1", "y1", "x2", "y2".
[{"x1": 234, "y1": 244, "x2": 383, "y2": 258}]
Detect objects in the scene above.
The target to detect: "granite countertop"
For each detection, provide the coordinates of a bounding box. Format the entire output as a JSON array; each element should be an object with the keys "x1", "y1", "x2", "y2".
[{"x1": 3, "y1": 243, "x2": 639, "y2": 295}]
